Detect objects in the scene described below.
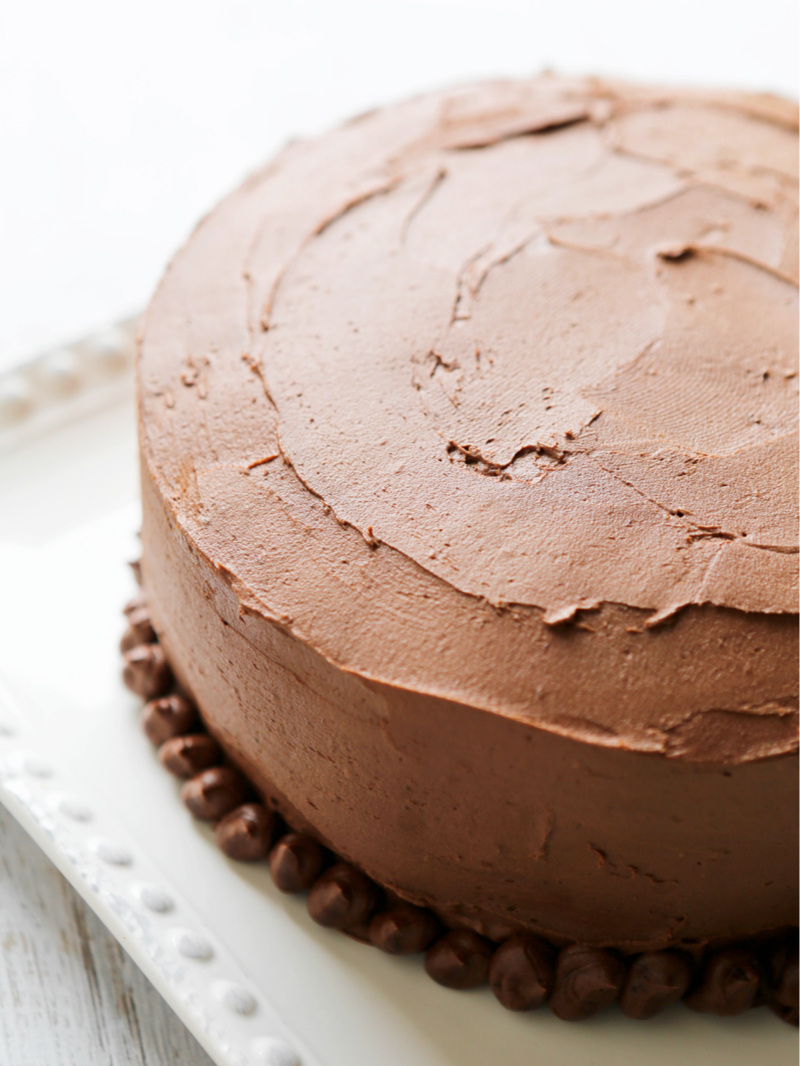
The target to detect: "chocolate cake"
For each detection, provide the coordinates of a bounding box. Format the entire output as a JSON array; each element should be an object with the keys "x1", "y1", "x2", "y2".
[{"x1": 125, "y1": 75, "x2": 799, "y2": 1021}]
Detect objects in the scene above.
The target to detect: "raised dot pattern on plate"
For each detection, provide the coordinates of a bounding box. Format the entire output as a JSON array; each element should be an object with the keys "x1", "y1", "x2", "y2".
[
  {"x1": 250, "y1": 1037, "x2": 302, "y2": 1066},
  {"x1": 19, "y1": 753, "x2": 54, "y2": 778},
  {"x1": 212, "y1": 980, "x2": 257, "y2": 1017},
  {"x1": 132, "y1": 882, "x2": 175, "y2": 914},
  {"x1": 250, "y1": 1040, "x2": 300, "y2": 1066},
  {"x1": 0, "y1": 376, "x2": 34, "y2": 424},
  {"x1": 83, "y1": 327, "x2": 132, "y2": 374},
  {"x1": 89, "y1": 838, "x2": 133, "y2": 867},
  {"x1": 0, "y1": 638, "x2": 304, "y2": 1065},
  {"x1": 0, "y1": 320, "x2": 135, "y2": 431},
  {"x1": 36, "y1": 348, "x2": 82, "y2": 397},
  {"x1": 171, "y1": 927, "x2": 214, "y2": 961},
  {"x1": 53, "y1": 794, "x2": 93, "y2": 822}
]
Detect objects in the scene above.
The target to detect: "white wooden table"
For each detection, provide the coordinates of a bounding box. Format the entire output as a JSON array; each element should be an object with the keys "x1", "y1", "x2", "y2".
[{"x1": 0, "y1": 803, "x2": 214, "y2": 1065}]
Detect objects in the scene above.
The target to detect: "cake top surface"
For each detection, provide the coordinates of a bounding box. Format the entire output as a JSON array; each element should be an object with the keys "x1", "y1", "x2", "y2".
[{"x1": 139, "y1": 75, "x2": 799, "y2": 763}]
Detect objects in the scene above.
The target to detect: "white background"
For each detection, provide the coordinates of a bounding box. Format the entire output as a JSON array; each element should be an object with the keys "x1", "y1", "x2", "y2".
[{"x1": 0, "y1": 0, "x2": 797, "y2": 371}]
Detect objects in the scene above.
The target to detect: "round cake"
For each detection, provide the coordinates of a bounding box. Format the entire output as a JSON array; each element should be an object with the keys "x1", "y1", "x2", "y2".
[{"x1": 129, "y1": 74, "x2": 798, "y2": 1019}]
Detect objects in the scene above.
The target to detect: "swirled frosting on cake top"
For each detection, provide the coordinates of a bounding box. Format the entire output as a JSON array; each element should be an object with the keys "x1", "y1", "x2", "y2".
[{"x1": 140, "y1": 75, "x2": 798, "y2": 763}]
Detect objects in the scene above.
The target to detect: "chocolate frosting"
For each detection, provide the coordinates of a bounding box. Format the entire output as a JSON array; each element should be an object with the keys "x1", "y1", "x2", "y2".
[
  {"x1": 122, "y1": 644, "x2": 171, "y2": 701},
  {"x1": 139, "y1": 73, "x2": 798, "y2": 762},
  {"x1": 141, "y1": 694, "x2": 199, "y2": 745},
  {"x1": 425, "y1": 929, "x2": 494, "y2": 989},
  {"x1": 215, "y1": 803, "x2": 276, "y2": 862},
  {"x1": 369, "y1": 902, "x2": 440, "y2": 955},
  {"x1": 619, "y1": 950, "x2": 693, "y2": 1019},
  {"x1": 488, "y1": 933, "x2": 555, "y2": 1011},
  {"x1": 122, "y1": 616, "x2": 800, "y2": 1021},
  {"x1": 269, "y1": 832, "x2": 327, "y2": 894},
  {"x1": 549, "y1": 944, "x2": 626, "y2": 1020},
  {"x1": 137, "y1": 76, "x2": 798, "y2": 954},
  {"x1": 158, "y1": 733, "x2": 221, "y2": 778},
  {"x1": 306, "y1": 862, "x2": 379, "y2": 932},
  {"x1": 684, "y1": 946, "x2": 762, "y2": 1015},
  {"x1": 180, "y1": 766, "x2": 248, "y2": 822},
  {"x1": 766, "y1": 940, "x2": 799, "y2": 1025},
  {"x1": 120, "y1": 605, "x2": 156, "y2": 652}
]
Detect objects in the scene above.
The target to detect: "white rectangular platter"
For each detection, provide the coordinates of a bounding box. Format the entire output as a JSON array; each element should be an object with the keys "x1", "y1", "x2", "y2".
[{"x1": 0, "y1": 349, "x2": 794, "y2": 1066}]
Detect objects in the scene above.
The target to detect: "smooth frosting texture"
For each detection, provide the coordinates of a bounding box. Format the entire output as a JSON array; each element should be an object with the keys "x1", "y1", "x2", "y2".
[{"x1": 139, "y1": 74, "x2": 798, "y2": 763}]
